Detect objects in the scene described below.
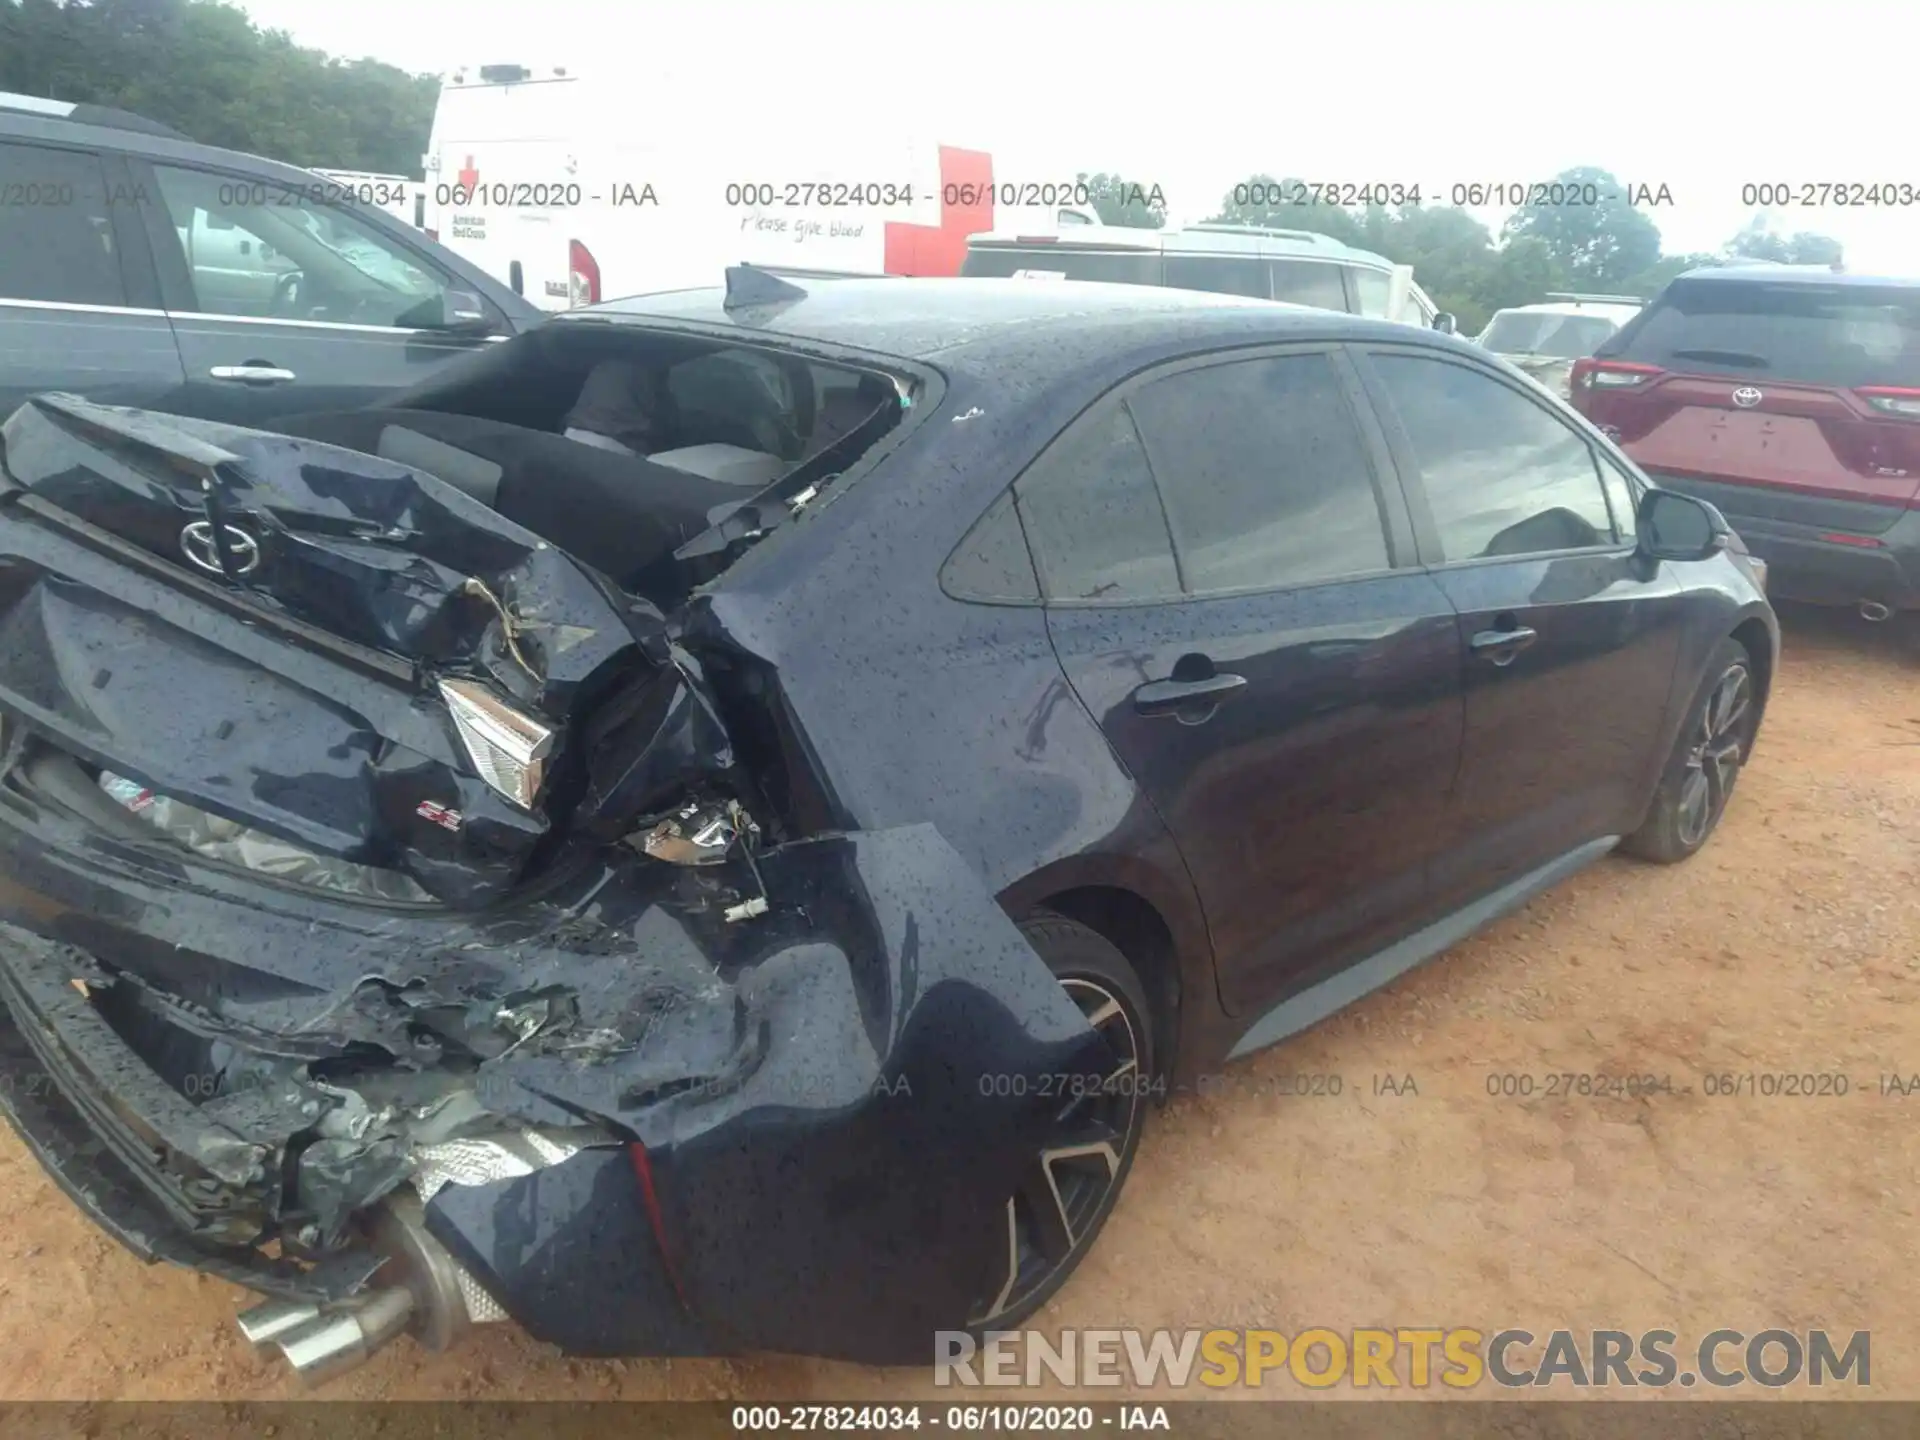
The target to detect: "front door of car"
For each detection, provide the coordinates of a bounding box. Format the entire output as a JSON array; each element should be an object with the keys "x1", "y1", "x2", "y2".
[
  {"x1": 1351, "y1": 345, "x2": 1685, "y2": 907},
  {"x1": 1016, "y1": 346, "x2": 1466, "y2": 1017},
  {"x1": 0, "y1": 141, "x2": 185, "y2": 418},
  {"x1": 127, "y1": 159, "x2": 507, "y2": 425}
]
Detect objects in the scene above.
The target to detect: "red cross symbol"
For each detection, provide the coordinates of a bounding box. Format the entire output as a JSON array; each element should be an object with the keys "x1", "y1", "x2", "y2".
[
  {"x1": 884, "y1": 146, "x2": 994, "y2": 276},
  {"x1": 457, "y1": 156, "x2": 479, "y2": 190}
]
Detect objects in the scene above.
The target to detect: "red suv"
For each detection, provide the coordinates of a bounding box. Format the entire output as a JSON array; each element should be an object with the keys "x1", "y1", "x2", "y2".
[{"x1": 1571, "y1": 266, "x2": 1920, "y2": 619}]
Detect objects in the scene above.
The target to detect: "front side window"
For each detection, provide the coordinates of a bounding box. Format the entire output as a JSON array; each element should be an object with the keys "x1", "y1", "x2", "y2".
[
  {"x1": 151, "y1": 164, "x2": 450, "y2": 327},
  {"x1": 1126, "y1": 354, "x2": 1391, "y2": 593},
  {"x1": 1594, "y1": 448, "x2": 1641, "y2": 543},
  {"x1": 1370, "y1": 353, "x2": 1618, "y2": 561},
  {"x1": 0, "y1": 142, "x2": 126, "y2": 306}
]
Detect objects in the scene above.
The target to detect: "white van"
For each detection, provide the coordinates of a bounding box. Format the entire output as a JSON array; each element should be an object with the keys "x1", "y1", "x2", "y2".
[
  {"x1": 962, "y1": 222, "x2": 1455, "y2": 330},
  {"x1": 420, "y1": 63, "x2": 1058, "y2": 310}
]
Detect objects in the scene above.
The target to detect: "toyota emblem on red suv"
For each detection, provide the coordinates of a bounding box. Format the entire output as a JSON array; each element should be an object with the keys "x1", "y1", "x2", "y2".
[{"x1": 1732, "y1": 386, "x2": 1764, "y2": 408}]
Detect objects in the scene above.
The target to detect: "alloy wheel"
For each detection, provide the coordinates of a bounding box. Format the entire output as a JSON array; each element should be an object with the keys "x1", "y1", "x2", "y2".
[
  {"x1": 1676, "y1": 661, "x2": 1752, "y2": 848},
  {"x1": 970, "y1": 975, "x2": 1145, "y2": 1327}
]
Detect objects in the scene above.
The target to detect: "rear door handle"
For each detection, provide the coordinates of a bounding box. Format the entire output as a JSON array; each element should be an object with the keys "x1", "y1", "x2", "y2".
[
  {"x1": 1132, "y1": 672, "x2": 1247, "y2": 716},
  {"x1": 210, "y1": 364, "x2": 297, "y2": 385},
  {"x1": 1469, "y1": 626, "x2": 1538, "y2": 666}
]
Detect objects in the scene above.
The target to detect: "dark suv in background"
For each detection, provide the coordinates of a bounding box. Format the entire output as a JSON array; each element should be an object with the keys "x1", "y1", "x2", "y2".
[
  {"x1": 1571, "y1": 265, "x2": 1920, "y2": 621},
  {"x1": 0, "y1": 91, "x2": 544, "y2": 424}
]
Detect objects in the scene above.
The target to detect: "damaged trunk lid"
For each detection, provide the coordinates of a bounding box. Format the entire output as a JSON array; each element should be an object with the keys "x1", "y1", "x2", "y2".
[{"x1": 0, "y1": 394, "x2": 733, "y2": 907}]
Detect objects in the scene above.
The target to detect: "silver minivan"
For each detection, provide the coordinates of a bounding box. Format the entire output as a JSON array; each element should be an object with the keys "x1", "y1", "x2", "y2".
[{"x1": 961, "y1": 220, "x2": 1456, "y2": 332}]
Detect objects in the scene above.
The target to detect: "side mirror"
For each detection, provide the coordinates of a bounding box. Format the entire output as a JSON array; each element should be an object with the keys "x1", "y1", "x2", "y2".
[
  {"x1": 403, "y1": 288, "x2": 494, "y2": 333},
  {"x1": 1638, "y1": 488, "x2": 1730, "y2": 561},
  {"x1": 1432, "y1": 312, "x2": 1458, "y2": 335}
]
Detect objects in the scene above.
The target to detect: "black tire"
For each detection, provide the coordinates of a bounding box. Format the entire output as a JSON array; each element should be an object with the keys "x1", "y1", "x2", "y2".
[
  {"x1": 966, "y1": 915, "x2": 1154, "y2": 1331},
  {"x1": 1620, "y1": 637, "x2": 1758, "y2": 864}
]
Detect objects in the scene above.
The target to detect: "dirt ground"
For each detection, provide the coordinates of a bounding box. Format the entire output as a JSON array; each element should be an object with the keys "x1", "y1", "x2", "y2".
[{"x1": 2, "y1": 604, "x2": 1917, "y2": 1403}]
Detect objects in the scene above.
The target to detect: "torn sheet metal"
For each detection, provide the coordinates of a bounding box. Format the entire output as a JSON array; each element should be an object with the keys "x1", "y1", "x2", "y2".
[{"x1": 0, "y1": 807, "x2": 1108, "y2": 1359}]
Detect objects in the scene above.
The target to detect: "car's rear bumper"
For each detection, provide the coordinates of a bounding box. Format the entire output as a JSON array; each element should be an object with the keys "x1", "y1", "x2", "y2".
[
  {"x1": 0, "y1": 749, "x2": 1106, "y2": 1366},
  {"x1": 1645, "y1": 471, "x2": 1920, "y2": 610}
]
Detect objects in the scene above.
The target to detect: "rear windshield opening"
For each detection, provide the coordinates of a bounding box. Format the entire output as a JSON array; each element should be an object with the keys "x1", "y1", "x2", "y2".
[
  {"x1": 1482, "y1": 313, "x2": 1620, "y2": 360},
  {"x1": 1608, "y1": 279, "x2": 1920, "y2": 389},
  {"x1": 296, "y1": 323, "x2": 913, "y2": 610}
]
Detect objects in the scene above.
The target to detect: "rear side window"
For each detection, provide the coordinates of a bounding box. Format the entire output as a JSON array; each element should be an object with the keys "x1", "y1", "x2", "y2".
[
  {"x1": 1350, "y1": 269, "x2": 1391, "y2": 317},
  {"x1": 1127, "y1": 354, "x2": 1391, "y2": 592},
  {"x1": 1370, "y1": 353, "x2": 1617, "y2": 561},
  {"x1": 0, "y1": 142, "x2": 127, "y2": 306},
  {"x1": 942, "y1": 491, "x2": 1039, "y2": 602},
  {"x1": 960, "y1": 245, "x2": 1162, "y2": 286},
  {"x1": 1015, "y1": 406, "x2": 1178, "y2": 601},
  {"x1": 1268, "y1": 260, "x2": 1351, "y2": 312},
  {"x1": 1608, "y1": 278, "x2": 1920, "y2": 389},
  {"x1": 1164, "y1": 255, "x2": 1267, "y2": 299}
]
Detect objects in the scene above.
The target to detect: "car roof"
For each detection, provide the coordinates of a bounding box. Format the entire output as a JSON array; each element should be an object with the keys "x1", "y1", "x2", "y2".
[
  {"x1": 568, "y1": 276, "x2": 1455, "y2": 366},
  {"x1": 0, "y1": 104, "x2": 339, "y2": 189},
  {"x1": 1674, "y1": 264, "x2": 1920, "y2": 289},
  {"x1": 0, "y1": 90, "x2": 185, "y2": 140}
]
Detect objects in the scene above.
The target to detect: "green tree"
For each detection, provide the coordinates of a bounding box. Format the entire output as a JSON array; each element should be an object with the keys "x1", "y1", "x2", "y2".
[
  {"x1": 0, "y1": 0, "x2": 437, "y2": 176},
  {"x1": 1076, "y1": 171, "x2": 1167, "y2": 229},
  {"x1": 1502, "y1": 165, "x2": 1662, "y2": 287},
  {"x1": 1724, "y1": 215, "x2": 1843, "y2": 266}
]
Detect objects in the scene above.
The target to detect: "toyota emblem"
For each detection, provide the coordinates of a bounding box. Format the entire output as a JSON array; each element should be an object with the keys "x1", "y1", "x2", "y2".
[
  {"x1": 179, "y1": 520, "x2": 261, "y2": 576},
  {"x1": 1732, "y1": 386, "x2": 1764, "y2": 409}
]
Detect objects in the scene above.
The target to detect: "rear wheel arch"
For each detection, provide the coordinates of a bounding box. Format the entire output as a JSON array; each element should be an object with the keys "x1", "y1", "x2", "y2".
[{"x1": 1023, "y1": 885, "x2": 1181, "y2": 1082}]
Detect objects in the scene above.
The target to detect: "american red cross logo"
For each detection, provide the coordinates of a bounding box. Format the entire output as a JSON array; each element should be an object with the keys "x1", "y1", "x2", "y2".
[
  {"x1": 883, "y1": 146, "x2": 993, "y2": 277},
  {"x1": 457, "y1": 156, "x2": 479, "y2": 189}
]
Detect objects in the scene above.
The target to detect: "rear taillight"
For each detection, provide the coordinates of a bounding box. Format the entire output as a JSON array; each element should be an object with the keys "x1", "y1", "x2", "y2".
[
  {"x1": 1856, "y1": 386, "x2": 1920, "y2": 419},
  {"x1": 568, "y1": 239, "x2": 601, "y2": 308},
  {"x1": 1572, "y1": 358, "x2": 1663, "y2": 393},
  {"x1": 1821, "y1": 532, "x2": 1886, "y2": 547}
]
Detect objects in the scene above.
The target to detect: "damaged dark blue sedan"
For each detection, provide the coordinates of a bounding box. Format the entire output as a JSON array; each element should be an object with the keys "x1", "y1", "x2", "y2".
[{"x1": 0, "y1": 269, "x2": 1774, "y2": 1383}]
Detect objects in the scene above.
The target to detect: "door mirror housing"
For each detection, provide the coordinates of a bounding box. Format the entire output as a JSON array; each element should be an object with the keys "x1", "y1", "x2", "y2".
[
  {"x1": 1638, "y1": 488, "x2": 1731, "y2": 561},
  {"x1": 403, "y1": 288, "x2": 494, "y2": 333},
  {"x1": 1431, "y1": 312, "x2": 1457, "y2": 335}
]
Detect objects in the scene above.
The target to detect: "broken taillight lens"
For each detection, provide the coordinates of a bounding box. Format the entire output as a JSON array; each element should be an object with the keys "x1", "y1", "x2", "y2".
[{"x1": 438, "y1": 679, "x2": 555, "y2": 811}]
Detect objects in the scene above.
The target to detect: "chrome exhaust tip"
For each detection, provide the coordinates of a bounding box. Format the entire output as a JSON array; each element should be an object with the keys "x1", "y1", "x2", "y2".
[
  {"x1": 275, "y1": 1286, "x2": 416, "y2": 1388},
  {"x1": 235, "y1": 1189, "x2": 482, "y2": 1386},
  {"x1": 1860, "y1": 600, "x2": 1894, "y2": 623},
  {"x1": 235, "y1": 1296, "x2": 323, "y2": 1353}
]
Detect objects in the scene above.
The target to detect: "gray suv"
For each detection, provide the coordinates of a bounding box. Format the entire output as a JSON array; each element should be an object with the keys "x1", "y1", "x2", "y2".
[{"x1": 0, "y1": 92, "x2": 544, "y2": 424}]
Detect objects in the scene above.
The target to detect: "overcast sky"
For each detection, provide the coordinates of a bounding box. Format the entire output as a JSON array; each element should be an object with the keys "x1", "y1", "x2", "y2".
[{"x1": 235, "y1": 0, "x2": 1917, "y2": 274}]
